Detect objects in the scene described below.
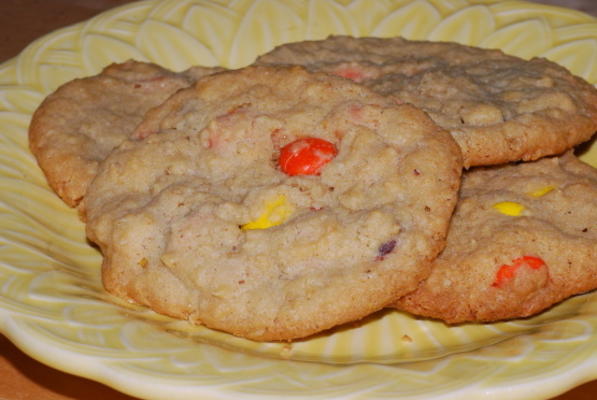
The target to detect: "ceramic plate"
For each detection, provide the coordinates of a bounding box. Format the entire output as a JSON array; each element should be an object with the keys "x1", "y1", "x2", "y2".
[{"x1": 0, "y1": 0, "x2": 596, "y2": 399}]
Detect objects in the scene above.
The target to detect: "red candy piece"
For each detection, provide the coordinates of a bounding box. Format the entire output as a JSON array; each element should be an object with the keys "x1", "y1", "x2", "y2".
[
  {"x1": 333, "y1": 67, "x2": 365, "y2": 82},
  {"x1": 278, "y1": 137, "x2": 337, "y2": 176},
  {"x1": 491, "y1": 255, "x2": 546, "y2": 288}
]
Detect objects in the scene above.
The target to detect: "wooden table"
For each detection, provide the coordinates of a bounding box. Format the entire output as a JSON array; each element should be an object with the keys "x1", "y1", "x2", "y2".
[{"x1": 0, "y1": 1, "x2": 595, "y2": 399}]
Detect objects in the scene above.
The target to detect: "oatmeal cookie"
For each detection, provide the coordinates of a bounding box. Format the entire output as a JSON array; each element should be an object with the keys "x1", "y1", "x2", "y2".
[
  {"x1": 256, "y1": 35, "x2": 597, "y2": 167},
  {"x1": 84, "y1": 65, "x2": 462, "y2": 341},
  {"x1": 28, "y1": 60, "x2": 220, "y2": 208},
  {"x1": 395, "y1": 152, "x2": 597, "y2": 323}
]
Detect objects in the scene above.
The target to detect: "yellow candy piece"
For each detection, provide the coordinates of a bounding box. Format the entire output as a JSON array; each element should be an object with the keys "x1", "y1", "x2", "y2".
[
  {"x1": 242, "y1": 194, "x2": 294, "y2": 230},
  {"x1": 493, "y1": 201, "x2": 525, "y2": 216},
  {"x1": 528, "y1": 185, "x2": 555, "y2": 197}
]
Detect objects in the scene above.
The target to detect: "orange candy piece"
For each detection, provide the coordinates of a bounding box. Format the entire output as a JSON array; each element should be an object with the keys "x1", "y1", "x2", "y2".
[
  {"x1": 278, "y1": 137, "x2": 337, "y2": 176},
  {"x1": 491, "y1": 255, "x2": 546, "y2": 288}
]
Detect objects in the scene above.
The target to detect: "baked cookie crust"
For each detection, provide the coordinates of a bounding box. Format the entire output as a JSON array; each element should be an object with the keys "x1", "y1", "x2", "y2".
[
  {"x1": 84, "y1": 65, "x2": 462, "y2": 341},
  {"x1": 28, "y1": 60, "x2": 219, "y2": 208},
  {"x1": 257, "y1": 35, "x2": 597, "y2": 167},
  {"x1": 395, "y1": 152, "x2": 597, "y2": 323}
]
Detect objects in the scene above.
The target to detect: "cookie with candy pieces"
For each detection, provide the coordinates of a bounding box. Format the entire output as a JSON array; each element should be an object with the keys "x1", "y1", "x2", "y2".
[
  {"x1": 256, "y1": 35, "x2": 597, "y2": 167},
  {"x1": 84, "y1": 65, "x2": 462, "y2": 341},
  {"x1": 29, "y1": 60, "x2": 221, "y2": 209},
  {"x1": 394, "y1": 152, "x2": 597, "y2": 323}
]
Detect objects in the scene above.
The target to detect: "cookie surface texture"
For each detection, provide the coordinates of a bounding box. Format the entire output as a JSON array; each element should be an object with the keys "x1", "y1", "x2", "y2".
[
  {"x1": 395, "y1": 153, "x2": 597, "y2": 323},
  {"x1": 84, "y1": 65, "x2": 462, "y2": 341},
  {"x1": 257, "y1": 35, "x2": 597, "y2": 167},
  {"x1": 28, "y1": 60, "x2": 219, "y2": 208}
]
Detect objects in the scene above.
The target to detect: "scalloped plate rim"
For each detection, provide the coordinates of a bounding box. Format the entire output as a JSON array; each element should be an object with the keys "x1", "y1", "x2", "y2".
[{"x1": 0, "y1": 0, "x2": 596, "y2": 399}]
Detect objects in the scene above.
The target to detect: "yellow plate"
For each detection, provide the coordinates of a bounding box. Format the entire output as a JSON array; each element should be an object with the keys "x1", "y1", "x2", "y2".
[{"x1": 0, "y1": 0, "x2": 596, "y2": 398}]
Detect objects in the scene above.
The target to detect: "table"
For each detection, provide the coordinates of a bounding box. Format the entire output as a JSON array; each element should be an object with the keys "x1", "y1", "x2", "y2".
[{"x1": 1, "y1": 1, "x2": 596, "y2": 399}]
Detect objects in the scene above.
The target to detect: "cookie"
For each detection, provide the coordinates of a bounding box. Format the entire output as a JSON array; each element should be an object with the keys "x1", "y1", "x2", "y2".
[
  {"x1": 256, "y1": 35, "x2": 597, "y2": 167},
  {"x1": 84, "y1": 65, "x2": 462, "y2": 341},
  {"x1": 28, "y1": 60, "x2": 220, "y2": 208},
  {"x1": 394, "y1": 152, "x2": 597, "y2": 324}
]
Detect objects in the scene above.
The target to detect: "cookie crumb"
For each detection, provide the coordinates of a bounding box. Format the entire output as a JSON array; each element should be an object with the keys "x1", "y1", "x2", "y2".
[
  {"x1": 280, "y1": 342, "x2": 293, "y2": 359},
  {"x1": 138, "y1": 257, "x2": 149, "y2": 268}
]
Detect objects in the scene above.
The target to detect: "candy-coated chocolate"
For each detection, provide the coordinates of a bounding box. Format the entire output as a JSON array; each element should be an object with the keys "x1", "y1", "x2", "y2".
[
  {"x1": 492, "y1": 255, "x2": 546, "y2": 288},
  {"x1": 242, "y1": 194, "x2": 294, "y2": 230},
  {"x1": 528, "y1": 185, "x2": 555, "y2": 197},
  {"x1": 278, "y1": 137, "x2": 337, "y2": 176},
  {"x1": 493, "y1": 201, "x2": 525, "y2": 216}
]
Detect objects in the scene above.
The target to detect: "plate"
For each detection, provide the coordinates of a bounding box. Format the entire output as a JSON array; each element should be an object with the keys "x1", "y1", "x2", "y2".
[{"x1": 0, "y1": 0, "x2": 596, "y2": 398}]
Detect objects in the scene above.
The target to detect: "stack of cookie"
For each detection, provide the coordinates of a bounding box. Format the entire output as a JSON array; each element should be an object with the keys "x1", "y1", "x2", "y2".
[{"x1": 28, "y1": 36, "x2": 597, "y2": 341}]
